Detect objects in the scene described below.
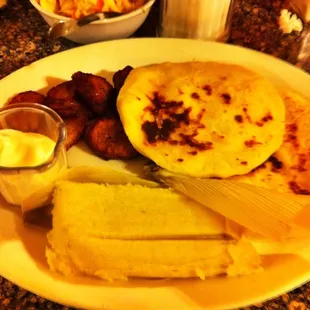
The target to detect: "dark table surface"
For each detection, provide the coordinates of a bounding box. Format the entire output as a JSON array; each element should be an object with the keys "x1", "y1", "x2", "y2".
[{"x1": 1, "y1": 0, "x2": 310, "y2": 309}]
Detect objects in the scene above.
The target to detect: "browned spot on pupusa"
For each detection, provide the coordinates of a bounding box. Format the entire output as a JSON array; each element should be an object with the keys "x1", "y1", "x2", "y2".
[
  {"x1": 212, "y1": 131, "x2": 225, "y2": 141},
  {"x1": 241, "y1": 161, "x2": 248, "y2": 165},
  {"x1": 285, "y1": 123, "x2": 299, "y2": 149},
  {"x1": 252, "y1": 163, "x2": 267, "y2": 173},
  {"x1": 256, "y1": 112, "x2": 274, "y2": 127},
  {"x1": 262, "y1": 112, "x2": 273, "y2": 122},
  {"x1": 169, "y1": 140, "x2": 178, "y2": 145},
  {"x1": 234, "y1": 115, "x2": 243, "y2": 123},
  {"x1": 220, "y1": 93, "x2": 231, "y2": 104},
  {"x1": 268, "y1": 156, "x2": 283, "y2": 172},
  {"x1": 191, "y1": 92, "x2": 200, "y2": 99},
  {"x1": 196, "y1": 109, "x2": 206, "y2": 129},
  {"x1": 177, "y1": 158, "x2": 184, "y2": 162},
  {"x1": 244, "y1": 137, "x2": 262, "y2": 148},
  {"x1": 142, "y1": 92, "x2": 189, "y2": 144},
  {"x1": 291, "y1": 153, "x2": 308, "y2": 172},
  {"x1": 203, "y1": 85, "x2": 212, "y2": 96},
  {"x1": 142, "y1": 92, "x2": 213, "y2": 152},
  {"x1": 289, "y1": 181, "x2": 310, "y2": 195},
  {"x1": 243, "y1": 107, "x2": 252, "y2": 123},
  {"x1": 179, "y1": 133, "x2": 213, "y2": 150}
]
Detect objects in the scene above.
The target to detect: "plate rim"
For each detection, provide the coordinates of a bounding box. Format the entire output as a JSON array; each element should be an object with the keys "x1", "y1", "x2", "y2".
[{"x1": 1, "y1": 37, "x2": 310, "y2": 310}]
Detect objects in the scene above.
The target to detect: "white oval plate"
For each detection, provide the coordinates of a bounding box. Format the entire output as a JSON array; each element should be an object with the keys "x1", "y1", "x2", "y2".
[{"x1": 0, "y1": 38, "x2": 310, "y2": 310}]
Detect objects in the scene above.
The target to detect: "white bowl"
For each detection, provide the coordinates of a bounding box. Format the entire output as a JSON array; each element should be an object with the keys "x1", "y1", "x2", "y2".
[{"x1": 29, "y1": 0, "x2": 156, "y2": 44}]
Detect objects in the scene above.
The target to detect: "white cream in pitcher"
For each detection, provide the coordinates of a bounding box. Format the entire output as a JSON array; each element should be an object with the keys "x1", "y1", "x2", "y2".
[
  {"x1": 0, "y1": 128, "x2": 66, "y2": 207},
  {"x1": 0, "y1": 129, "x2": 55, "y2": 168}
]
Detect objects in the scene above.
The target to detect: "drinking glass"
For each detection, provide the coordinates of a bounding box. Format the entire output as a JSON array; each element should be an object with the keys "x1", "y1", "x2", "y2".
[{"x1": 157, "y1": 0, "x2": 235, "y2": 42}]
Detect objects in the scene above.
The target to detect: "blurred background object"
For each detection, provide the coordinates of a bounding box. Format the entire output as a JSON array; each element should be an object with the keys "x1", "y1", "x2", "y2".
[
  {"x1": 229, "y1": 0, "x2": 310, "y2": 72},
  {"x1": 2, "y1": 0, "x2": 310, "y2": 77},
  {"x1": 0, "y1": 0, "x2": 7, "y2": 10},
  {"x1": 29, "y1": 0, "x2": 156, "y2": 44},
  {"x1": 290, "y1": 0, "x2": 310, "y2": 21}
]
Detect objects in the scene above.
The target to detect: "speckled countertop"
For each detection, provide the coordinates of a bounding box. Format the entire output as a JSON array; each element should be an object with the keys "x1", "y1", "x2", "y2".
[{"x1": 1, "y1": 0, "x2": 310, "y2": 309}]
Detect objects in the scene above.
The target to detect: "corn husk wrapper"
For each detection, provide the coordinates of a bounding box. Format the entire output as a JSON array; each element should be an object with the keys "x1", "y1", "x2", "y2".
[{"x1": 145, "y1": 165, "x2": 310, "y2": 240}]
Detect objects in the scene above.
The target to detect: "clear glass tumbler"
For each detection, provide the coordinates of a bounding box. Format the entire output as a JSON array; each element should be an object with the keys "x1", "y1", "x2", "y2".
[
  {"x1": 157, "y1": 0, "x2": 235, "y2": 42},
  {"x1": 0, "y1": 103, "x2": 67, "y2": 211}
]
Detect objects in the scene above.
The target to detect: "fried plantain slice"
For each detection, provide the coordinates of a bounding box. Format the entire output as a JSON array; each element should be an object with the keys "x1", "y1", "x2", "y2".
[
  {"x1": 64, "y1": 115, "x2": 88, "y2": 150},
  {"x1": 104, "y1": 89, "x2": 119, "y2": 118},
  {"x1": 72, "y1": 71, "x2": 114, "y2": 116},
  {"x1": 44, "y1": 81, "x2": 90, "y2": 118},
  {"x1": 84, "y1": 117, "x2": 139, "y2": 160},
  {"x1": 7, "y1": 91, "x2": 45, "y2": 105},
  {"x1": 113, "y1": 65, "x2": 133, "y2": 91}
]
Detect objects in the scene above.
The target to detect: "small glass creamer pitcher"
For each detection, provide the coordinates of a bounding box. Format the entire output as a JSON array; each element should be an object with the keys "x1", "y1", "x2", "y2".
[{"x1": 0, "y1": 103, "x2": 67, "y2": 211}]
